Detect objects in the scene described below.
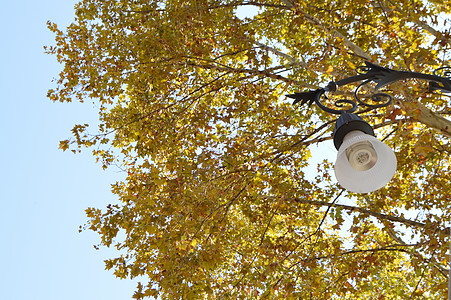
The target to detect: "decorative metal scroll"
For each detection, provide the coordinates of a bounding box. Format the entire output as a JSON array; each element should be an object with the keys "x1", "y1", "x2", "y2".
[{"x1": 287, "y1": 61, "x2": 451, "y2": 114}]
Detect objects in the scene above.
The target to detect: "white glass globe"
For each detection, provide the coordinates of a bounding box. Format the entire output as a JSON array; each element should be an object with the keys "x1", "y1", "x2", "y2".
[{"x1": 334, "y1": 130, "x2": 397, "y2": 193}]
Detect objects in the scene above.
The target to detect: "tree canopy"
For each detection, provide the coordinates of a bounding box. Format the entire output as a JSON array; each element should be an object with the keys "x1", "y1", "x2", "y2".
[{"x1": 47, "y1": 0, "x2": 451, "y2": 298}]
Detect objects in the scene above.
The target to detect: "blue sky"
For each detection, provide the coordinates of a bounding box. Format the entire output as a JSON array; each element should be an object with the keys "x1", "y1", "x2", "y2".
[{"x1": 1, "y1": 1, "x2": 139, "y2": 299}]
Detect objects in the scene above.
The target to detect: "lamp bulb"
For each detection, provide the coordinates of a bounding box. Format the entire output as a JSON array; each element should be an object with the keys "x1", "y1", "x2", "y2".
[{"x1": 345, "y1": 141, "x2": 377, "y2": 171}]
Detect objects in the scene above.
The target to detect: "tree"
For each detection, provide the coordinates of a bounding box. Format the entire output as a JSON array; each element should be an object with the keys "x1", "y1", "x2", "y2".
[{"x1": 46, "y1": 0, "x2": 451, "y2": 298}]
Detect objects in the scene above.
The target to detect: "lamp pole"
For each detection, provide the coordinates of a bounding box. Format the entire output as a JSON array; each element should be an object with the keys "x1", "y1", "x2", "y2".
[{"x1": 287, "y1": 61, "x2": 451, "y2": 297}]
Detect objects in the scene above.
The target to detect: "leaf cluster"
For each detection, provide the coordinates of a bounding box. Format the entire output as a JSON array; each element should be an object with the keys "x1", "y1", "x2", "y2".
[{"x1": 47, "y1": 0, "x2": 451, "y2": 298}]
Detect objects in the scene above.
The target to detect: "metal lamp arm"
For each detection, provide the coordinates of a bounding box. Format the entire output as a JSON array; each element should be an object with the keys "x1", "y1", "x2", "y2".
[{"x1": 287, "y1": 61, "x2": 451, "y2": 114}]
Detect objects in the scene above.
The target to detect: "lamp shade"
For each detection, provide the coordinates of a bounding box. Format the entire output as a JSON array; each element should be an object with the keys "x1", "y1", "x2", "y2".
[{"x1": 334, "y1": 130, "x2": 397, "y2": 193}]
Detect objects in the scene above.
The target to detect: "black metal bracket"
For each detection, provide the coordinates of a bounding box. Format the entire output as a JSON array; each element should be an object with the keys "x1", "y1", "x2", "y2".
[{"x1": 287, "y1": 61, "x2": 451, "y2": 114}]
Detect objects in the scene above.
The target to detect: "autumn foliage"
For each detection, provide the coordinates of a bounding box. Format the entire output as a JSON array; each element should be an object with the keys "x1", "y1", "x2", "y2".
[{"x1": 47, "y1": 0, "x2": 451, "y2": 298}]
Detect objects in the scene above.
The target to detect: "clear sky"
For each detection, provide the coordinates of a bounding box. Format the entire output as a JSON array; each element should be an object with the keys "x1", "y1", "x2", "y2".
[{"x1": 1, "y1": 1, "x2": 139, "y2": 299}]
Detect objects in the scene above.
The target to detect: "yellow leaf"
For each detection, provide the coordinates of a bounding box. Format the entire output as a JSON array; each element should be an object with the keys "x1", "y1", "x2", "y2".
[
  {"x1": 58, "y1": 140, "x2": 69, "y2": 151},
  {"x1": 325, "y1": 65, "x2": 334, "y2": 75},
  {"x1": 347, "y1": 61, "x2": 356, "y2": 69}
]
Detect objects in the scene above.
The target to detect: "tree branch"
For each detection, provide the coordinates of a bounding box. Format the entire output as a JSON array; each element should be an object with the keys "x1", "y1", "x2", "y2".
[
  {"x1": 253, "y1": 41, "x2": 299, "y2": 65},
  {"x1": 268, "y1": 244, "x2": 414, "y2": 294},
  {"x1": 280, "y1": 1, "x2": 372, "y2": 61},
  {"x1": 261, "y1": 196, "x2": 450, "y2": 235},
  {"x1": 376, "y1": 1, "x2": 451, "y2": 48},
  {"x1": 208, "y1": 1, "x2": 289, "y2": 10},
  {"x1": 414, "y1": 20, "x2": 451, "y2": 47},
  {"x1": 300, "y1": 245, "x2": 412, "y2": 265},
  {"x1": 259, "y1": 199, "x2": 281, "y2": 246},
  {"x1": 184, "y1": 60, "x2": 314, "y2": 88},
  {"x1": 386, "y1": 225, "x2": 448, "y2": 277},
  {"x1": 398, "y1": 97, "x2": 451, "y2": 137}
]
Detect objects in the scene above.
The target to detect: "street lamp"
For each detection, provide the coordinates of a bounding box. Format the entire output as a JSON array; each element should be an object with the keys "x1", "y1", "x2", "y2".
[
  {"x1": 287, "y1": 61, "x2": 451, "y2": 193},
  {"x1": 333, "y1": 113, "x2": 397, "y2": 193}
]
